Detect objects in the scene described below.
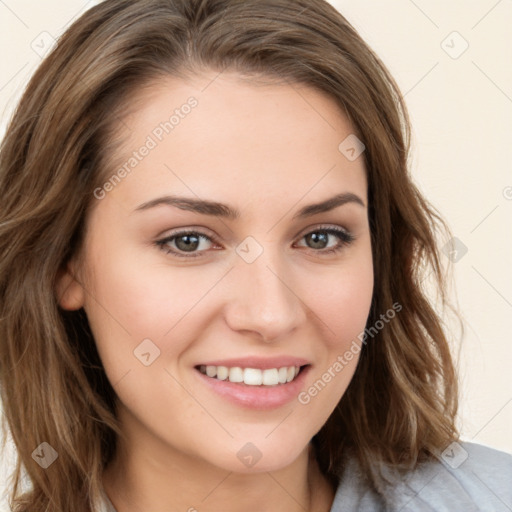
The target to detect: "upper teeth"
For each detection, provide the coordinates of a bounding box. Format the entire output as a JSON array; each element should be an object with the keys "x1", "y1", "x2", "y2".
[{"x1": 199, "y1": 365, "x2": 301, "y2": 386}]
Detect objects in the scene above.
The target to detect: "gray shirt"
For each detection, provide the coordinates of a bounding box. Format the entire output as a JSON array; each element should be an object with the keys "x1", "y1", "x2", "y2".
[
  {"x1": 330, "y1": 441, "x2": 512, "y2": 511},
  {"x1": 97, "y1": 442, "x2": 512, "y2": 511}
]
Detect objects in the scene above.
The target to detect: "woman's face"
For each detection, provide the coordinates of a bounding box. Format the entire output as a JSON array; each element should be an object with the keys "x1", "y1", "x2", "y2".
[{"x1": 58, "y1": 71, "x2": 373, "y2": 473}]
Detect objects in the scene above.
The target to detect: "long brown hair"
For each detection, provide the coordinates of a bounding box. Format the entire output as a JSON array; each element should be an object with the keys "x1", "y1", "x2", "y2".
[{"x1": 0, "y1": 0, "x2": 460, "y2": 510}]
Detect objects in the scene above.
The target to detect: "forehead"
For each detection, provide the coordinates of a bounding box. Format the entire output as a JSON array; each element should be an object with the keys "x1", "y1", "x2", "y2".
[{"x1": 98, "y1": 71, "x2": 367, "y2": 215}]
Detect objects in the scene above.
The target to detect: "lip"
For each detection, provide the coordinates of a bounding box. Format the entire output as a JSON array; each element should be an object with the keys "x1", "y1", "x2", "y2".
[
  {"x1": 194, "y1": 362, "x2": 312, "y2": 411},
  {"x1": 195, "y1": 356, "x2": 310, "y2": 370}
]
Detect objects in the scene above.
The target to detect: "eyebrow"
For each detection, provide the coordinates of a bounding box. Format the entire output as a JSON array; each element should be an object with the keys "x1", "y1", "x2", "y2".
[{"x1": 133, "y1": 192, "x2": 366, "y2": 220}]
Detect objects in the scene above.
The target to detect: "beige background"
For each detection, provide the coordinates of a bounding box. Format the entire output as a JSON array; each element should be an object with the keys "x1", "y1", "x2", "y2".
[{"x1": 1, "y1": 0, "x2": 511, "y2": 504}]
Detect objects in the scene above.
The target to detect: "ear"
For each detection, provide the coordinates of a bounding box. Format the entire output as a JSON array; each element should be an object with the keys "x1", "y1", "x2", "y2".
[{"x1": 55, "y1": 260, "x2": 85, "y2": 311}]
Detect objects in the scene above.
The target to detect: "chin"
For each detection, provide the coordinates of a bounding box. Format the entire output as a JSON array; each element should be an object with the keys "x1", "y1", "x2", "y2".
[{"x1": 200, "y1": 435, "x2": 310, "y2": 474}]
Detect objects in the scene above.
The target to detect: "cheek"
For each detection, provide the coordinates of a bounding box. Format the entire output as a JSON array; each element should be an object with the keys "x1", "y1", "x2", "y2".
[
  {"x1": 297, "y1": 244, "x2": 373, "y2": 409},
  {"x1": 308, "y1": 250, "x2": 374, "y2": 350},
  {"x1": 324, "y1": 272, "x2": 373, "y2": 347},
  {"x1": 84, "y1": 243, "x2": 213, "y2": 338},
  {"x1": 81, "y1": 240, "x2": 234, "y2": 385}
]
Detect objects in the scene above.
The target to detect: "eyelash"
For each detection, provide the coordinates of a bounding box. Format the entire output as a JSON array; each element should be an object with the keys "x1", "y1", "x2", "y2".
[{"x1": 155, "y1": 225, "x2": 356, "y2": 259}]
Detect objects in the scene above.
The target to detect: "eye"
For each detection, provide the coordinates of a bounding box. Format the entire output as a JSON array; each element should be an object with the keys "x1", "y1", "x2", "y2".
[
  {"x1": 155, "y1": 230, "x2": 218, "y2": 258},
  {"x1": 294, "y1": 225, "x2": 355, "y2": 255},
  {"x1": 155, "y1": 225, "x2": 355, "y2": 259}
]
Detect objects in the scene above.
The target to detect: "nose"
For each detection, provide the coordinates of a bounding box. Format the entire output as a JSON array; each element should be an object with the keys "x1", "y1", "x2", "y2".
[{"x1": 223, "y1": 252, "x2": 306, "y2": 343}]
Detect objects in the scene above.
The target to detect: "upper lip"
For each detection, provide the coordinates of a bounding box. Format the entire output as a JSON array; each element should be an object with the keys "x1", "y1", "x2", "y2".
[{"x1": 195, "y1": 356, "x2": 310, "y2": 370}]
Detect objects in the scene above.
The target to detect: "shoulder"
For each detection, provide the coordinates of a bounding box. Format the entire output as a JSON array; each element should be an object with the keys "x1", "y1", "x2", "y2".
[
  {"x1": 396, "y1": 441, "x2": 512, "y2": 512},
  {"x1": 330, "y1": 441, "x2": 512, "y2": 512}
]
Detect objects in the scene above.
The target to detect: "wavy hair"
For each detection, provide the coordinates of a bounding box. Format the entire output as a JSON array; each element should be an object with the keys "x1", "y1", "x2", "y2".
[{"x1": 0, "y1": 0, "x2": 460, "y2": 510}]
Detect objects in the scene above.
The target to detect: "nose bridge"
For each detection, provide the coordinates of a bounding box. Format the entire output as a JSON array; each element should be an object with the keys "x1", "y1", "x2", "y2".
[{"x1": 225, "y1": 247, "x2": 303, "y2": 341}]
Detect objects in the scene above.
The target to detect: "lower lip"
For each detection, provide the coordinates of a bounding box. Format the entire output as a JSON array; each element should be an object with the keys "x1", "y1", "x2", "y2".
[{"x1": 195, "y1": 366, "x2": 311, "y2": 410}]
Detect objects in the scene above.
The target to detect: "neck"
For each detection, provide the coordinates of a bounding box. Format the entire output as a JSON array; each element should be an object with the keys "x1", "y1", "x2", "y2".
[{"x1": 102, "y1": 422, "x2": 335, "y2": 512}]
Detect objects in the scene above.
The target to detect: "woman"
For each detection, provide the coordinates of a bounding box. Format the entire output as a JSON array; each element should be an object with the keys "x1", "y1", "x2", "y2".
[{"x1": 0, "y1": 1, "x2": 510, "y2": 511}]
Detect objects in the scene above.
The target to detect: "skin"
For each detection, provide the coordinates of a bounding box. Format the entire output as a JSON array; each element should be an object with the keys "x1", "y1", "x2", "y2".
[{"x1": 56, "y1": 71, "x2": 374, "y2": 512}]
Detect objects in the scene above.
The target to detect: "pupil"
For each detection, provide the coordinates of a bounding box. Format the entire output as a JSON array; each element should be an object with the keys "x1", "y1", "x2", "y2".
[
  {"x1": 176, "y1": 234, "x2": 199, "y2": 252},
  {"x1": 307, "y1": 232, "x2": 327, "y2": 249}
]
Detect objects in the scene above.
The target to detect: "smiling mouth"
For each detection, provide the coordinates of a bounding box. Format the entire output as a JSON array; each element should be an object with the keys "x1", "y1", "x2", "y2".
[{"x1": 196, "y1": 365, "x2": 307, "y2": 386}]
